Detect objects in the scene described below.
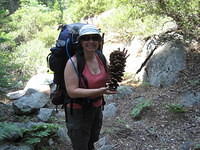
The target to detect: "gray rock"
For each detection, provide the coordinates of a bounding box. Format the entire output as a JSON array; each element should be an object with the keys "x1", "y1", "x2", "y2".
[
  {"x1": 0, "y1": 145, "x2": 33, "y2": 150},
  {"x1": 143, "y1": 40, "x2": 186, "y2": 87},
  {"x1": 97, "y1": 145, "x2": 113, "y2": 150},
  {"x1": 95, "y1": 136, "x2": 113, "y2": 150},
  {"x1": 180, "y1": 91, "x2": 200, "y2": 107},
  {"x1": 103, "y1": 103, "x2": 118, "y2": 118},
  {"x1": 37, "y1": 108, "x2": 54, "y2": 122},
  {"x1": 57, "y1": 127, "x2": 71, "y2": 143},
  {"x1": 6, "y1": 90, "x2": 26, "y2": 100},
  {"x1": 105, "y1": 85, "x2": 134, "y2": 100},
  {"x1": 13, "y1": 92, "x2": 49, "y2": 115},
  {"x1": 179, "y1": 141, "x2": 193, "y2": 150},
  {"x1": 95, "y1": 136, "x2": 111, "y2": 147}
]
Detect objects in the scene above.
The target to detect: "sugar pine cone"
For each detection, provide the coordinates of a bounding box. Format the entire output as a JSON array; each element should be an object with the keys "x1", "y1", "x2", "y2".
[{"x1": 107, "y1": 49, "x2": 127, "y2": 90}]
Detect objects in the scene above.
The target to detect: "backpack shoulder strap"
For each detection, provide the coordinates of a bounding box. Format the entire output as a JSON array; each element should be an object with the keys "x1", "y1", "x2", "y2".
[{"x1": 96, "y1": 50, "x2": 107, "y2": 72}]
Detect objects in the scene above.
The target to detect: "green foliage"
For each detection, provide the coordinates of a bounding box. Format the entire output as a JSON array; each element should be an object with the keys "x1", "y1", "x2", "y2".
[
  {"x1": 0, "y1": 0, "x2": 19, "y2": 14},
  {"x1": 115, "y1": 117, "x2": 126, "y2": 124},
  {"x1": 22, "y1": 123, "x2": 59, "y2": 145},
  {"x1": 0, "y1": 122, "x2": 59, "y2": 145},
  {"x1": 0, "y1": 10, "x2": 10, "y2": 28},
  {"x1": 65, "y1": 0, "x2": 110, "y2": 22},
  {"x1": 99, "y1": 5, "x2": 171, "y2": 41},
  {"x1": 7, "y1": 4, "x2": 60, "y2": 44},
  {"x1": 36, "y1": 26, "x2": 59, "y2": 47},
  {"x1": 20, "y1": 0, "x2": 39, "y2": 7},
  {"x1": 167, "y1": 104, "x2": 187, "y2": 113},
  {"x1": 147, "y1": 0, "x2": 199, "y2": 39},
  {"x1": 12, "y1": 39, "x2": 49, "y2": 79},
  {"x1": 0, "y1": 10, "x2": 14, "y2": 49},
  {"x1": 188, "y1": 79, "x2": 200, "y2": 87},
  {"x1": 130, "y1": 99, "x2": 152, "y2": 118},
  {"x1": 0, "y1": 51, "x2": 20, "y2": 88},
  {"x1": 0, "y1": 122, "x2": 23, "y2": 141},
  {"x1": 0, "y1": 3, "x2": 61, "y2": 88}
]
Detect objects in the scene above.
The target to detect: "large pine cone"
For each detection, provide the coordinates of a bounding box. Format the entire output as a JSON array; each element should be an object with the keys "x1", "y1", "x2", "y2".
[{"x1": 107, "y1": 49, "x2": 127, "y2": 90}]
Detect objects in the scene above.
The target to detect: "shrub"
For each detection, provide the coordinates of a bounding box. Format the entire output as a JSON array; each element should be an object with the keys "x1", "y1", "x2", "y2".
[
  {"x1": 99, "y1": 7, "x2": 170, "y2": 41},
  {"x1": 65, "y1": 0, "x2": 111, "y2": 22},
  {"x1": 130, "y1": 99, "x2": 152, "y2": 119},
  {"x1": 0, "y1": 51, "x2": 20, "y2": 88},
  {"x1": 167, "y1": 104, "x2": 187, "y2": 113},
  {"x1": 36, "y1": 26, "x2": 59, "y2": 47},
  {"x1": 7, "y1": 5, "x2": 60, "y2": 44},
  {"x1": 0, "y1": 122, "x2": 59, "y2": 146},
  {"x1": 12, "y1": 39, "x2": 49, "y2": 80}
]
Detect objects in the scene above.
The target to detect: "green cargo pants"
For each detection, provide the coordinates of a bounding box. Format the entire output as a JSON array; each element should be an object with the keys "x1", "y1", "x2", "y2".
[{"x1": 65, "y1": 106, "x2": 103, "y2": 150}]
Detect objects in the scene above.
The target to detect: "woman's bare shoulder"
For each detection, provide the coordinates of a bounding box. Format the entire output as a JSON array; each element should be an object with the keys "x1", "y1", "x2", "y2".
[{"x1": 67, "y1": 56, "x2": 77, "y2": 65}]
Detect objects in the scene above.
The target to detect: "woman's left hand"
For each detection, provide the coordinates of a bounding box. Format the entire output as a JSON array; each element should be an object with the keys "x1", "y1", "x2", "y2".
[
  {"x1": 99, "y1": 87, "x2": 118, "y2": 95},
  {"x1": 105, "y1": 89, "x2": 118, "y2": 94}
]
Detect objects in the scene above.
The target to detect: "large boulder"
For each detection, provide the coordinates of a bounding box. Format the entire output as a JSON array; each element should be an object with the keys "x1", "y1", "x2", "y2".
[
  {"x1": 142, "y1": 40, "x2": 187, "y2": 87},
  {"x1": 7, "y1": 73, "x2": 53, "y2": 100},
  {"x1": 12, "y1": 92, "x2": 49, "y2": 115}
]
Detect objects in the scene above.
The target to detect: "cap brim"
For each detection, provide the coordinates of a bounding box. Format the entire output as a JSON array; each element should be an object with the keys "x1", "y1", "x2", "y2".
[{"x1": 80, "y1": 32, "x2": 100, "y2": 37}]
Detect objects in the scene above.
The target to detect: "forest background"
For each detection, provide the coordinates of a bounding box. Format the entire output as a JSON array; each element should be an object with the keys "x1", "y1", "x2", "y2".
[{"x1": 0, "y1": 0, "x2": 199, "y2": 91}]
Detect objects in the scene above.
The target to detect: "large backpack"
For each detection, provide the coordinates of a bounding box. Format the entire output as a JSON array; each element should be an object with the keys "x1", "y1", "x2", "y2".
[{"x1": 47, "y1": 23, "x2": 107, "y2": 109}]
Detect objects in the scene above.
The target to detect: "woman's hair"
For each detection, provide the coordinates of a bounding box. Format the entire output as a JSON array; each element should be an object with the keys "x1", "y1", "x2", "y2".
[{"x1": 75, "y1": 45, "x2": 88, "y2": 88}]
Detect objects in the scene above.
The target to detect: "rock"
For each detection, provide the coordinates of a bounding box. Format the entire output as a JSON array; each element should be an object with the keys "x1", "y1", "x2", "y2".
[
  {"x1": 179, "y1": 141, "x2": 193, "y2": 150},
  {"x1": 37, "y1": 108, "x2": 54, "y2": 122},
  {"x1": 57, "y1": 127, "x2": 71, "y2": 143},
  {"x1": 97, "y1": 145, "x2": 113, "y2": 150},
  {"x1": 142, "y1": 40, "x2": 187, "y2": 87},
  {"x1": 105, "y1": 85, "x2": 134, "y2": 101},
  {"x1": 6, "y1": 90, "x2": 26, "y2": 100},
  {"x1": 0, "y1": 145, "x2": 33, "y2": 150},
  {"x1": 103, "y1": 103, "x2": 118, "y2": 118},
  {"x1": 12, "y1": 92, "x2": 49, "y2": 115},
  {"x1": 6, "y1": 73, "x2": 53, "y2": 101},
  {"x1": 180, "y1": 91, "x2": 200, "y2": 107},
  {"x1": 24, "y1": 73, "x2": 53, "y2": 91},
  {"x1": 95, "y1": 136, "x2": 113, "y2": 150}
]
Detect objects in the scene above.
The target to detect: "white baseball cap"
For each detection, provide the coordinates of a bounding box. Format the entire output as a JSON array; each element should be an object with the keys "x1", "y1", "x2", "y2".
[{"x1": 79, "y1": 24, "x2": 101, "y2": 37}]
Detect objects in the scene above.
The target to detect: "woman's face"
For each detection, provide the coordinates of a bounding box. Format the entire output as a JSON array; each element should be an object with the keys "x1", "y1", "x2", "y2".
[{"x1": 80, "y1": 34, "x2": 101, "y2": 52}]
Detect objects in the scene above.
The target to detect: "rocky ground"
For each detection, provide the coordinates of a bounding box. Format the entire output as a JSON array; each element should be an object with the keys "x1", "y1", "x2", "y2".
[{"x1": 0, "y1": 44, "x2": 199, "y2": 150}]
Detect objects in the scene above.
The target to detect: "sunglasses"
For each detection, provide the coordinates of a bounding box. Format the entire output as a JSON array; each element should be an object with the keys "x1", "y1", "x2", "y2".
[{"x1": 80, "y1": 35, "x2": 101, "y2": 41}]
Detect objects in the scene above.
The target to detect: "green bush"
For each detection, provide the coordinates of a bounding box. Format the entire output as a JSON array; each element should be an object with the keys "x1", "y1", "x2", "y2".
[
  {"x1": 167, "y1": 104, "x2": 187, "y2": 113},
  {"x1": 0, "y1": 51, "x2": 21, "y2": 88},
  {"x1": 7, "y1": 5, "x2": 60, "y2": 44},
  {"x1": 0, "y1": 122, "x2": 59, "y2": 146},
  {"x1": 0, "y1": 122, "x2": 23, "y2": 141},
  {"x1": 147, "y1": 0, "x2": 199, "y2": 39},
  {"x1": 36, "y1": 26, "x2": 59, "y2": 47},
  {"x1": 0, "y1": 4, "x2": 61, "y2": 88},
  {"x1": 12, "y1": 39, "x2": 49, "y2": 80},
  {"x1": 99, "y1": 6, "x2": 170, "y2": 41},
  {"x1": 65, "y1": 0, "x2": 111, "y2": 22},
  {"x1": 130, "y1": 99, "x2": 152, "y2": 119},
  {"x1": 22, "y1": 123, "x2": 59, "y2": 145}
]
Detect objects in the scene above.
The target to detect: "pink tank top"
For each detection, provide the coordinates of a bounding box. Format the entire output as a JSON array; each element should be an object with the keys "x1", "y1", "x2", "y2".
[
  {"x1": 82, "y1": 54, "x2": 108, "y2": 107},
  {"x1": 66, "y1": 54, "x2": 108, "y2": 109},
  {"x1": 82, "y1": 55, "x2": 108, "y2": 88}
]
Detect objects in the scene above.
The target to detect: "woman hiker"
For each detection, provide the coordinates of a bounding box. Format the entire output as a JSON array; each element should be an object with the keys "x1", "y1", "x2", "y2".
[{"x1": 64, "y1": 24, "x2": 127, "y2": 150}]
